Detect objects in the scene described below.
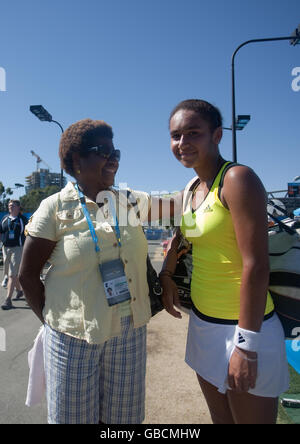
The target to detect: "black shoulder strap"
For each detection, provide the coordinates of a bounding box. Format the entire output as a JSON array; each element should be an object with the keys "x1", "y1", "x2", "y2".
[
  {"x1": 218, "y1": 162, "x2": 242, "y2": 200},
  {"x1": 189, "y1": 177, "x2": 200, "y2": 193},
  {"x1": 182, "y1": 177, "x2": 200, "y2": 213}
]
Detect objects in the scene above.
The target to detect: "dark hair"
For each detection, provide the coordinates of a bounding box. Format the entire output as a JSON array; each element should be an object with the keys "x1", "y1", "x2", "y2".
[
  {"x1": 59, "y1": 118, "x2": 114, "y2": 176},
  {"x1": 9, "y1": 200, "x2": 20, "y2": 206},
  {"x1": 169, "y1": 99, "x2": 223, "y2": 132}
]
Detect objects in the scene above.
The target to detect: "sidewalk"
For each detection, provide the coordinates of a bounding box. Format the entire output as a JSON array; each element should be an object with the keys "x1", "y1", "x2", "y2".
[
  {"x1": 144, "y1": 308, "x2": 211, "y2": 424},
  {"x1": 0, "y1": 261, "x2": 211, "y2": 424},
  {"x1": 146, "y1": 251, "x2": 211, "y2": 424}
]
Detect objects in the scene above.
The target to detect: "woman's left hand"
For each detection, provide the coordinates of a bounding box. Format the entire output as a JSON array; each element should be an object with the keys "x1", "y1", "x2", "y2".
[{"x1": 227, "y1": 347, "x2": 257, "y2": 393}]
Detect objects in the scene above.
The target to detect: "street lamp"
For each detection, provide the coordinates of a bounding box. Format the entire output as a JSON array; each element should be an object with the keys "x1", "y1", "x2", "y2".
[
  {"x1": 290, "y1": 25, "x2": 300, "y2": 46},
  {"x1": 223, "y1": 115, "x2": 250, "y2": 131},
  {"x1": 10, "y1": 183, "x2": 24, "y2": 197},
  {"x1": 30, "y1": 105, "x2": 64, "y2": 189},
  {"x1": 231, "y1": 24, "x2": 300, "y2": 162}
]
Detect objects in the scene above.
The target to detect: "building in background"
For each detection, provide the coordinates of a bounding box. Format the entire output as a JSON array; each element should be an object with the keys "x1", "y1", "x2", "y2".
[
  {"x1": 25, "y1": 169, "x2": 66, "y2": 193},
  {"x1": 288, "y1": 182, "x2": 300, "y2": 198}
]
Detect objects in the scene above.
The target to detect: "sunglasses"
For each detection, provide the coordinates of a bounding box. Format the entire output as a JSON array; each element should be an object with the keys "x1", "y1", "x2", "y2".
[{"x1": 86, "y1": 145, "x2": 121, "y2": 161}]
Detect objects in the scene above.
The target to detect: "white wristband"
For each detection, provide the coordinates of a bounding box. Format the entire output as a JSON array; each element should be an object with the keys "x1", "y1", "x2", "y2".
[{"x1": 234, "y1": 326, "x2": 261, "y2": 352}]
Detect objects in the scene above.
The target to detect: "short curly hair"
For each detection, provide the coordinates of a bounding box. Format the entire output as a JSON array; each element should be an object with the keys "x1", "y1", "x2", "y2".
[
  {"x1": 169, "y1": 99, "x2": 223, "y2": 133},
  {"x1": 59, "y1": 118, "x2": 114, "y2": 176}
]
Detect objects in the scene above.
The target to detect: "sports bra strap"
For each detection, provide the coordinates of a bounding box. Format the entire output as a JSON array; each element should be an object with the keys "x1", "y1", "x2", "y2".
[{"x1": 218, "y1": 162, "x2": 243, "y2": 200}]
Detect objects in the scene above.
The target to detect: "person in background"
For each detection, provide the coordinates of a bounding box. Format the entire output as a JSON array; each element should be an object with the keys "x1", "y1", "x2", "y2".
[
  {"x1": 0, "y1": 200, "x2": 27, "y2": 310},
  {"x1": 1, "y1": 276, "x2": 8, "y2": 288},
  {"x1": 160, "y1": 99, "x2": 289, "y2": 424}
]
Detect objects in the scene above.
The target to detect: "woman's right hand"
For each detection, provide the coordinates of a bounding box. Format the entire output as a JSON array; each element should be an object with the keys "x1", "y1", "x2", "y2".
[{"x1": 160, "y1": 276, "x2": 182, "y2": 319}]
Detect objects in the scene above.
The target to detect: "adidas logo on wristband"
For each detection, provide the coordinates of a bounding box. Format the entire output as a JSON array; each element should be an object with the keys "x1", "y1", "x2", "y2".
[
  {"x1": 234, "y1": 326, "x2": 261, "y2": 352},
  {"x1": 238, "y1": 333, "x2": 246, "y2": 344}
]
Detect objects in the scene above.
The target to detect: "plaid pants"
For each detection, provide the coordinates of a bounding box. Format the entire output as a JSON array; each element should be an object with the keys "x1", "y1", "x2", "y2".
[{"x1": 43, "y1": 316, "x2": 147, "y2": 424}]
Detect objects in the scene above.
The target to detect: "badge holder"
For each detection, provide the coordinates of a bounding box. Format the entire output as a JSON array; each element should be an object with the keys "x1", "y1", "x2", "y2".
[
  {"x1": 75, "y1": 184, "x2": 131, "y2": 306},
  {"x1": 99, "y1": 259, "x2": 131, "y2": 306}
]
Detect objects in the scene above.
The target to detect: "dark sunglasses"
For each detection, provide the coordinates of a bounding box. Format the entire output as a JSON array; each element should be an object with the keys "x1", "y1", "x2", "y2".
[{"x1": 86, "y1": 145, "x2": 121, "y2": 161}]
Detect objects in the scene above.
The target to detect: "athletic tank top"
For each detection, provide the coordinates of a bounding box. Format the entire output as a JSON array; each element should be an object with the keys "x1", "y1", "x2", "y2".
[{"x1": 180, "y1": 162, "x2": 274, "y2": 320}]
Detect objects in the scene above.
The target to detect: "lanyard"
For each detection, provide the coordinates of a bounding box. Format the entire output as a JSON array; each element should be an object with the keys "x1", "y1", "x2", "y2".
[
  {"x1": 75, "y1": 184, "x2": 121, "y2": 252},
  {"x1": 106, "y1": 192, "x2": 122, "y2": 247},
  {"x1": 8, "y1": 216, "x2": 18, "y2": 230}
]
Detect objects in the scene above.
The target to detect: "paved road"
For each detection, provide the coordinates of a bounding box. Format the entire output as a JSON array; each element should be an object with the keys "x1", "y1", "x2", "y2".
[
  {"x1": 0, "y1": 281, "x2": 47, "y2": 424},
  {"x1": 0, "y1": 241, "x2": 165, "y2": 424}
]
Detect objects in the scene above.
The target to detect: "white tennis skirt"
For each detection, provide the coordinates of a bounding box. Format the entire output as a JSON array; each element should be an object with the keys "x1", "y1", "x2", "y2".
[{"x1": 185, "y1": 310, "x2": 290, "y2": 398}]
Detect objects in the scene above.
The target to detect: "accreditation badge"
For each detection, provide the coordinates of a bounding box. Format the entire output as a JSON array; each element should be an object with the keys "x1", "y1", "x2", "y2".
[{"x1": 99, "y1": 258, "x2": 131, "y2": 306}]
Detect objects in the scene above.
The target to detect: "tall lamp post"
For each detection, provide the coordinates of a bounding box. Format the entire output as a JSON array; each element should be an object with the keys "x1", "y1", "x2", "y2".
[
  {"x1": 30, "y1": 105, "x2": 64, "y2": 189},
  {"x1": 231, "y1": 24, "x2": 300, "y2": 162},
  {"x1": 223, "y1": 114, "x2": 250, "y2": 132},
  {"x1": 12, "y1": 183, "x2": 24, "y2": 192}
]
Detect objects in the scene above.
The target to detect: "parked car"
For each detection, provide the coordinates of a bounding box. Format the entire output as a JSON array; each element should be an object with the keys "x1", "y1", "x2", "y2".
[{"x1": 144, "y1": 228, "x2": 163, "y2": 241}]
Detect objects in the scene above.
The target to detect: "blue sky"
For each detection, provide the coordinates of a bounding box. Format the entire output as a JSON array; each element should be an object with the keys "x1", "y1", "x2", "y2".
[{"x1": 0, "y1": 0, "x2": 299, "y2": 200}]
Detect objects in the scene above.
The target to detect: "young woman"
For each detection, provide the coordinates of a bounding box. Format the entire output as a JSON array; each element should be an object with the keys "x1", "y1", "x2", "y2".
[{"x1": 160, "y1": 99, "x2": 289, "y2": 424}]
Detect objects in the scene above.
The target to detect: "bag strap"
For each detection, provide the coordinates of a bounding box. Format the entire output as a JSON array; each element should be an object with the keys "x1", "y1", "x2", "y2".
[
  {"x1": 218, "y1": 162, "x2": 242, "y2": 200},
  {"x1": 182, "y1": 176, "x2": 200, "y2": 213},
  {"x1": 215, "y1": 164, "x2": 297, "y2": 237},
  {"x1": 183, "y1": 162, "x2": 236, "y2": 211},
  {"x1": 122, "y1": 189, "x2": 141, "y2": 220}
]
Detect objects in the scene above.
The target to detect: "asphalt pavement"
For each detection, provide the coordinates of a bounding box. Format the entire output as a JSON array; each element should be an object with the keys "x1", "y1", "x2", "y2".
[{"x1": 0, "y1": 275, "x2": 47, "y2": 424}]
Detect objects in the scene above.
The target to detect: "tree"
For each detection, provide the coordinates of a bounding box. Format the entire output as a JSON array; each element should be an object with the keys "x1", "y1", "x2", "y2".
[
  {"x1": 0, "y1": 182, "x2": 13, "y2": 212},
  {"x1": 19, "y1": 185, "x2": 60, "y2": 213}
]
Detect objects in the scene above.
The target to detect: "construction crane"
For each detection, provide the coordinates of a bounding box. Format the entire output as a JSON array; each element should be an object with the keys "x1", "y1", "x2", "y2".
[{"x1": 30, "y1": 150, "x2": 52, "y2": 171}]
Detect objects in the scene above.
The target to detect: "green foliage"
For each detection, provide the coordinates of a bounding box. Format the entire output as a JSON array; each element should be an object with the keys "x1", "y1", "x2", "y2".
[
  {"x1": 0, "y1": 181, "x2": 5, "y2": 196},
  {"x1": 0, "y1": 181, "x2": 13, "y2": 212},
  {"x1": 19, "y1": 185, "x2": 60, "y2": 212},
  {"x1": 277, "y1": 365, "x2": 300, "y2": 424}
]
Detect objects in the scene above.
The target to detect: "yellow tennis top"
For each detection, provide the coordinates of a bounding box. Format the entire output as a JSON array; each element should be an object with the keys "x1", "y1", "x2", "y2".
[{"x1": 181, "y1": 162, "x2": 274, "y2": 320}]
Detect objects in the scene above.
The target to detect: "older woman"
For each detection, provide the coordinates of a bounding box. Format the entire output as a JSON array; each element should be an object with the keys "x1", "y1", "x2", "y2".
[{"x1": 19, "y1": 119, "x2": 156, "y2": 424}]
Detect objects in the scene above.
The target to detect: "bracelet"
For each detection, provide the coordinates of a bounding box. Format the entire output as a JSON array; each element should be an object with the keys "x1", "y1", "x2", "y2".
[
  {"x1": 159, "y1": 270, "x2": 173, "y2": 278},
  {"x1": 234, "y1": 347, "x2": 257, "y2": 362},
  {"x1": 233, "y1": 326, "x2": 261, "y2": 352}
]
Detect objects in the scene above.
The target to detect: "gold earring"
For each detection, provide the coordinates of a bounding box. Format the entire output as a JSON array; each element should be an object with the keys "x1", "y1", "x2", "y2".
[{"x1": 77, "y1": 169, "x2": 80, "y2": 174}]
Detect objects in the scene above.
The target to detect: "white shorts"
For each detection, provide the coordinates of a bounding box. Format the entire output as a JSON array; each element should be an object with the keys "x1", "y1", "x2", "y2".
[{"x1": 185, "y1": 310, "x2": 289, "y2": 398}]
